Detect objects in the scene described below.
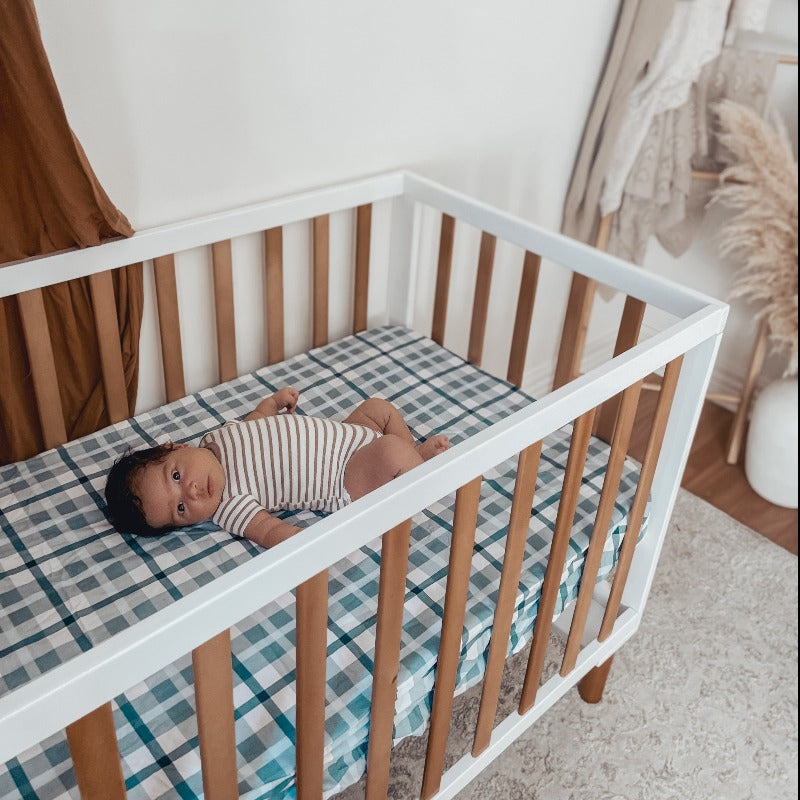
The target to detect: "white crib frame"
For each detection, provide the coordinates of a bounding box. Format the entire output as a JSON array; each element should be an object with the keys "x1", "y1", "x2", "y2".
[{"x1": 0, "y1": 171, "x2": 727, "y2": 799}]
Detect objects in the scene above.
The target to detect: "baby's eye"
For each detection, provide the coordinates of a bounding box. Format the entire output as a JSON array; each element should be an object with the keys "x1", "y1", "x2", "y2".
[
  {"x1": 177, "y1": 501, "x2": 185, "y2": 515},
  {"x1": 172, "y1": 470, "x2": 180, "y2": 481}
]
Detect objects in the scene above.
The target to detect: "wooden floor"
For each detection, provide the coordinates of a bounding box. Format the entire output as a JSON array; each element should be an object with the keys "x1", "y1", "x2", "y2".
[{"x1": 627, "y1": 388, "x2": 798, "y2": 556}]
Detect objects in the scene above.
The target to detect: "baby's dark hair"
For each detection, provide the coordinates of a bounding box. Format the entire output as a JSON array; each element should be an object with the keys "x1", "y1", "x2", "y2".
[{"x1": 104, "y1": 443, "x2": 176, "y2": 537}]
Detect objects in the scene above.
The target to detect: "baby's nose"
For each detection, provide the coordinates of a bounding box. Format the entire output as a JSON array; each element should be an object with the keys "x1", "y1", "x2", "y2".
[{"x1": 186, "y1": 479, "x2": 201, "y2": 499}]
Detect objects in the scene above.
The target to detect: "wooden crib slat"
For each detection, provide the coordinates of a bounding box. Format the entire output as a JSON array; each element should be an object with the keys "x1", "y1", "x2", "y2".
[
  {"x1": 599, "y1": 356, "x2": 684, "y2": 640},
  {"x1": 88, "y1": 270, "x2": 129, "y2": 424},
  {"x1": 472, "y1": 442, "x2": 542, "y2": 756},
  {"x1": 65, "y1": 703, "x2": 127, "y2": 800},
  {"x1": 296, "y1": 569, "x2": 329, "y2": 800},
  {"x1": 431, "y1": 213, "x2": 456, "y2": 346},
  {"x1": 17, "y1": 288, "x2": 68, "y2": 449},
  {"x1": 552, "y1": 214, "x2": 611, "y2": 391},
  {"x1": 467, "y1": 232, "x2": 497, "y2": 367},
  {"x1": 312, "y1": 215, "x2": 329, "y2": 348},
  {"x1": 552, "y1": 273, "x2": 596, "y2": 391},
  {"x1": 264, "y1": 227, "x2": 285, "y2": 365},
  {"x1": 421, "y1": 476, "x2": 483, "y2": 800},
  {"x1": 211, "y1": 240, "x2": 238, "y2": 383},
  {"x1": 152, "y1": 254, "x2": 186, "y2": 403},
  {"x1": 593, "y1": 296, "x2": 646, "y2": 442},
  {"x1": 365, "y1": 519, "x2": 412, "y2": 800},
  {"x1": 560, "y1": 381, "x2": 643, "y2": 676},
  {"x1": 518, "y1": 408, "x2": 596, "y2": 714},
  {"x1": 506, "y1": 251, "x2": 541, "y2": 387},
  {"x1": 353, "y1": 203, "x2": 372, "y2": 334},
  {"x1": 192, "y1": 629, "x2": 238, "y2": 800}
]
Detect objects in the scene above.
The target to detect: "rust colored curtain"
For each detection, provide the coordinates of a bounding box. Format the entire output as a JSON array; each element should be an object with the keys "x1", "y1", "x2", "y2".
[{"x1": 0, "y1": 0, "x2": 143, "y2": 464}]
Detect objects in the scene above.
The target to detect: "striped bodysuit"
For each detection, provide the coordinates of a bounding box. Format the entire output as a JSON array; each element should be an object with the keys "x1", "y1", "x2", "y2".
[{"x1": 200, "y1": 414, "x2": 380, "y2": 537}]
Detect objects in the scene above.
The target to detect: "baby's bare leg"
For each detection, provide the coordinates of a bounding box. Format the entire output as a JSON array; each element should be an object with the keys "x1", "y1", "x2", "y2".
[
  {"x1": 344, "y1": 434, "x2": 423, "y2": 501},
  {"x1": 344, "y1": 397, "x2": 415, "y2": 441},
  {"x1": 344, "y1": 397, "x2": 450, "y2": 460}
]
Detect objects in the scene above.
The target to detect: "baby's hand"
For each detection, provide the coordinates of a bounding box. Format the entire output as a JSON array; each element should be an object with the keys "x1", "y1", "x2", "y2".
[{"x1": 272, "y1": 386, "x2": 299, "y2": 413}]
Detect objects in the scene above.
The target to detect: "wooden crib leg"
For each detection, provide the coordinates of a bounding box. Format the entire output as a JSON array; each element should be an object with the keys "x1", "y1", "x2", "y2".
[
  {"x1": 577, "y1": 657, "x2": 614, "y2": 704},
  {"x1": 65, "y1": 702, "x2": 127, "y2": 799}
]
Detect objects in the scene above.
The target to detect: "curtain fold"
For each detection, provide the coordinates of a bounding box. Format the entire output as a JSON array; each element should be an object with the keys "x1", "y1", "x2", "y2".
[
  {"x1": 607, "y1": 46, "x2": 778, "y2": 264},
  {"x1": 561, "y1": 0, "x2": 678, "y2": 248},
  {"x1": 0, "y1": 0, "x2": 143, "y2": 463}
]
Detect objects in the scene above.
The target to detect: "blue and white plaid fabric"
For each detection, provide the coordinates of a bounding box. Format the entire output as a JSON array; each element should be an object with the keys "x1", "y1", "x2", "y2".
[{"x1": 0, "y1": 326, "x2": 645, "y2": 799}]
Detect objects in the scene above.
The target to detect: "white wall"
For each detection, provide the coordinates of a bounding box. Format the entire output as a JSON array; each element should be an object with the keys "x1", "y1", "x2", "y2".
[
  {"x1": 34, "y1": 1, "x2": 796, "y2": 414},
  {"x1": 35, "y1": 0, "x2": 624, "y2": 411},
  {"x1": 35, "y1": 2, "x2": 619, "y2": 230}
]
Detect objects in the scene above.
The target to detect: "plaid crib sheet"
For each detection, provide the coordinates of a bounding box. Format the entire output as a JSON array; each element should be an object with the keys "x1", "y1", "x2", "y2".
[{"x1": 0, "y1": 326, "x2": 645, "y2": 799}]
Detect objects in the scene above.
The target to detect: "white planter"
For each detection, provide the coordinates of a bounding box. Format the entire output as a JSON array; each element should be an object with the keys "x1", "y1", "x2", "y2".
[{"x1": 744, "y1": 377, "x2": 798, "y2": 508}]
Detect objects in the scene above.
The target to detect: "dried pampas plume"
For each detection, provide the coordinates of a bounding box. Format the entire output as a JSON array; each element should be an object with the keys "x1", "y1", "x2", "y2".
[{"x1": 710, "y1": 99, "x2": 798, "y2": 376}]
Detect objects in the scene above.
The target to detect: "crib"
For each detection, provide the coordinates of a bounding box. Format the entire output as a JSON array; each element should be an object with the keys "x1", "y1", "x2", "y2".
[{"x1": 0, "y1": 171, "x2": 727, "y2": 799}]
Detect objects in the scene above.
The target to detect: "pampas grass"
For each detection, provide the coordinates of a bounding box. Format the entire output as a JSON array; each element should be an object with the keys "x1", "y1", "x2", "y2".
[{"x1": 710, "y1": 99, "x2": 798, "y2": 376}]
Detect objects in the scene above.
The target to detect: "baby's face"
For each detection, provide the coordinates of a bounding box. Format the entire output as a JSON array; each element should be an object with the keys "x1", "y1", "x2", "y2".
[{"x1": 135, "y1": 444, "x2": 225, "y2": 529}]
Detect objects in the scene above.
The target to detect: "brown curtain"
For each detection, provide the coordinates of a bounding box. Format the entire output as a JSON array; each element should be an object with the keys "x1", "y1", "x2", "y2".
[{"x1": 0, "y1": 0, "x2": 143, "y2": 464}]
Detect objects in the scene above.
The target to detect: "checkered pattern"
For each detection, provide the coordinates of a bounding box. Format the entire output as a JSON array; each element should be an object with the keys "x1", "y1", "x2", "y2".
[{"x1": 0, "y1": 326, "x2": 645, "y2": 799}]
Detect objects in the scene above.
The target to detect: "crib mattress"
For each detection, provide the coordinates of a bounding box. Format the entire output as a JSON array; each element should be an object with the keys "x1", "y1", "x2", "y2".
[{"x1": 0, "y1": 325, "x2": 645, "y2": 799}]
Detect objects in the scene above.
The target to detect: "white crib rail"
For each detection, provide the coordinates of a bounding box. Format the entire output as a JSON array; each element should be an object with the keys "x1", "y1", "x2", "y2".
[
  {"x1": 2, "y1": 170, "x2": 719, "y2": 318},
  {"x1": 0, "y1": 172, "x2": 405, "y2": 299}
]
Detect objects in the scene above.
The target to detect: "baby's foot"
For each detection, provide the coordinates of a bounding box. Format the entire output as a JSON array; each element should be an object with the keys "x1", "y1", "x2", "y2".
[{"x1": 416, "y1": 434, "x2": 450, "y2": 461}]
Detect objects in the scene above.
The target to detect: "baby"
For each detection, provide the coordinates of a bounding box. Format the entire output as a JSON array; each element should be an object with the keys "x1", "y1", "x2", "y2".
[{"x1": 104, "y1": 388, "x2": 449, "y2": 548}]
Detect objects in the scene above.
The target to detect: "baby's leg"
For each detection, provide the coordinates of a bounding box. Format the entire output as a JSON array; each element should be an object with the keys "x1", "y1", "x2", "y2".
[
  {"x1": 344, "y1": 397, "x2": 450, "y2": 461},
  {"x1": 344, "y1": 397, "x2": 415, "y2": 441},
  {"x1": 344, "y1": 434, "x2": 423, "y2": 501}
]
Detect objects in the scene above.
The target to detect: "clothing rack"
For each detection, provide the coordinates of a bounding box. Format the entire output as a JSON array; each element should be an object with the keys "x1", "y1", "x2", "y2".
[{"x1": 596, "y1": 69, "x2": 794, "y2": 464}]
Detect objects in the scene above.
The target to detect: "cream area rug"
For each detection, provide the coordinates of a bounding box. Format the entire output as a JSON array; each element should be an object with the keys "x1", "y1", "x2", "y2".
[{"x1": 335, "y1": 490, "x2": 799, "y2": 800}]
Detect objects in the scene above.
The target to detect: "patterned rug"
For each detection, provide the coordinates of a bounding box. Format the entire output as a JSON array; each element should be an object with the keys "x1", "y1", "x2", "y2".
[{"x1": 334, "y1": 490, "x2": 799, "y2": 800}]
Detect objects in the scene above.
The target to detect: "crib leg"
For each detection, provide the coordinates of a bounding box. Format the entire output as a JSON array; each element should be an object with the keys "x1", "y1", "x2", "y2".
[
  {"x1": 577, "y1": 657, "x2": 614, "y2": 704},
  {"x1": 65, "y1": 702, "x2": 127, "y2": 799}
]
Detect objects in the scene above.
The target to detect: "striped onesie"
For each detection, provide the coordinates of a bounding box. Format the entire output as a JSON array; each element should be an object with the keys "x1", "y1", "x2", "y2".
[{"x1": 200, "y1": 414, "x2": 380, "y2": 537}]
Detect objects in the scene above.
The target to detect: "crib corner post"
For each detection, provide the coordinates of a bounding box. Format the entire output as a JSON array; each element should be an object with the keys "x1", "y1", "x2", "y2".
[
  {"x1": 577, "y1": 657, "x2": 614, "y2": 704},
  {"x1": 618, "y1": 332, "x2": 723, "y2": 619}
]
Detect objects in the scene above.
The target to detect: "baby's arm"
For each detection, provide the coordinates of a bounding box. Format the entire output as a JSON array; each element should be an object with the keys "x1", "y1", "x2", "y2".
[
  {"x1": 245, "y1": 387, "x2": 299, "y2": 421},
  {"x1": 243, "y1": 509, "x2": 302, "y2": 548}
]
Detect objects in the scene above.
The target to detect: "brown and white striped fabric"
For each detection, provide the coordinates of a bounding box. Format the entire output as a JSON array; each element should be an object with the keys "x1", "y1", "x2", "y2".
[{"x1": 200, "y1": 414, "x2": 380, "y2": 536}]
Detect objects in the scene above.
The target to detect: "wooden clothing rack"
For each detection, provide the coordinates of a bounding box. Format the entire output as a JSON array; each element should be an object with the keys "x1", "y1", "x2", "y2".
[{"x1": 584, "y1": 50, "x2": 797, "y2": 465}]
